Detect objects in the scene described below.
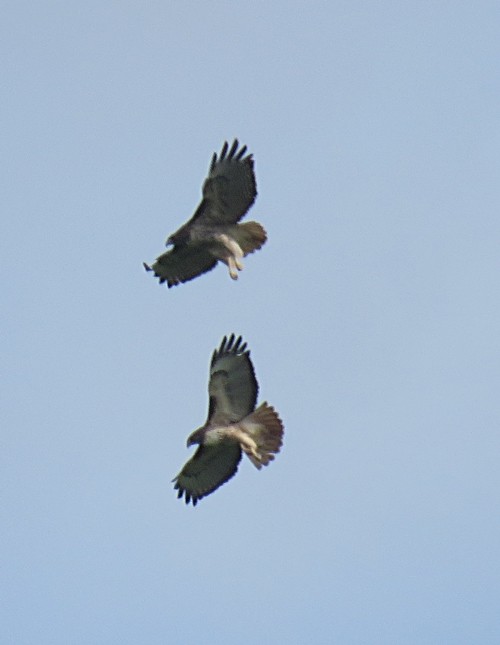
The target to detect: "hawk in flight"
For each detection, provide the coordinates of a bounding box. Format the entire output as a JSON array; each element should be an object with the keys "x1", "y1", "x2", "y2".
[
  {"x1": 144, "y1": 140, "x2": 266, "y2": 287},
  {"x1": 173, "y1": 334, "x2": 284, "y2": 505}
]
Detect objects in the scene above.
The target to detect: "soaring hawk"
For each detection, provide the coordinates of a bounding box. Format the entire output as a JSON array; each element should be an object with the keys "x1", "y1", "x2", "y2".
[
  {"x1": 144, "y1": 140, "x2": 266, "y2": 287},
  {"x1": 173, "y1": 335, "x2": 284, "y2": 505}
]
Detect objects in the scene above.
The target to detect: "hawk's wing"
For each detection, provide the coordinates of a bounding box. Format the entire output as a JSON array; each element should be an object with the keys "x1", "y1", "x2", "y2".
[
  {"x1": 207, "y1": 334, "x2": 258, "y2": 425},
  {"x1": 173, "y1": 442, "x2": 242, "y2": 506},
  {"x1": 143, "y1": 244, "x2": 217, "y2": 287},
  {"x1": 170, "y1": 140, "x2": 257, "y2": 241},
  {"x1": 200, "y1": 139, "x2": 257, "y2": 225}
]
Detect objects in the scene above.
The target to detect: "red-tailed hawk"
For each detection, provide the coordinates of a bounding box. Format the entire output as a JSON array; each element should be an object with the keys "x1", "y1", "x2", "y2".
[
  {"x1": 173, "y1": 334, "x2": 284, "y2": 505},
  {"x1": 144, "y1": 140, "x2": 266, "y2": 287}
]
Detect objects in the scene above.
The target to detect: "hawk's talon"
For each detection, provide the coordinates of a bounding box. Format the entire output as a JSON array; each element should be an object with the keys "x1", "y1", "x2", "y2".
[{"x1": 228, "y1": 256, "x2": 239, "y2": 280}]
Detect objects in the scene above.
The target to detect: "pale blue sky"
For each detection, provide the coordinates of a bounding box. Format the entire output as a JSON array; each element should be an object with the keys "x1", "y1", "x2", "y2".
[{"x1": 2, "y1": 2, "x2": 500, "y2": 643}]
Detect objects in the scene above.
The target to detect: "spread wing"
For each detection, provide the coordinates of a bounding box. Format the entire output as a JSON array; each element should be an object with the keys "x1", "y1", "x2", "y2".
[
  {"x1": 200, "y1": 139, "x2": 257, "y2": 224},
  {"x1": 207, "y1": 334, "x2": 258, "y2": 425},
  {"x1": 173, "y1": 442, "x2": 242, "y2": 506},
  {"x1": 171, "y1": 140, "x2": 257, "y2": 241},
  {"x1": 143, "y1": 245, "x2": 217, "y2": 287}
]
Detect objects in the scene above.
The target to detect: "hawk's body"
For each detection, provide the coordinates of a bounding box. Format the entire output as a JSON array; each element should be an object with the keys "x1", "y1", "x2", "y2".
[
  {"x1": 145, "y1": 140, "x2": 266, "y2": 287},
  {"x1": 173, "y1": 335, "x2": 284, "y2": 505}
]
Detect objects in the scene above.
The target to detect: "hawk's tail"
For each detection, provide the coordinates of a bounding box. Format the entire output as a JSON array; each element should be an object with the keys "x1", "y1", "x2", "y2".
[
  {"x1": 231, "y1": 221, "x2": 267, "y2": 256},
  {"x1": 241, "y1": 402, "x2": 284, "y2": 470}
]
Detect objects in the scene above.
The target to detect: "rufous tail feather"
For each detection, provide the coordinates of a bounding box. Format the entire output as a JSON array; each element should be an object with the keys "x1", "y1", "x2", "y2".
[
  {"x1": 230, "y1": 222, "x2": 267, "y2": 256},
  {"x1": 241, "y1": 402, "x2": 283, "y2": 469}
]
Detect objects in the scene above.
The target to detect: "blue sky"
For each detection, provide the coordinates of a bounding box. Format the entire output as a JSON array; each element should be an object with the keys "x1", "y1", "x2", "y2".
[{"x1": 2, "y1": 2, "x2": 499, "y2": 643}]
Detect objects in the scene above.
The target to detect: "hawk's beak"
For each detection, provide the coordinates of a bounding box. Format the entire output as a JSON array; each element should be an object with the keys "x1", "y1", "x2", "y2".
[{"x1": 165, "y1": 236, "x2": 173, "y2": 247}]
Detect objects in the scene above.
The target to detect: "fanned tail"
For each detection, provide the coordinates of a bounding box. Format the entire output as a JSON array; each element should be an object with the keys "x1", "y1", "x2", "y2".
[
  {"x1": 230, "y1": 221, "x2": 267, "y2": 256},
  {"x1": 240, "y1": 402, "x2": 284, "y2": 470}
]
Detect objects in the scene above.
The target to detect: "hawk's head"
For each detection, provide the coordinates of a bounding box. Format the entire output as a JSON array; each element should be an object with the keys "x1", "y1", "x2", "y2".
[{"x1": 186, "y1": 427, "x2": 205, "y2": 447}]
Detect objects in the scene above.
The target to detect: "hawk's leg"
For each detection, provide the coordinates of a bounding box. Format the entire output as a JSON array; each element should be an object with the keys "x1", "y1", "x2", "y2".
[
  {"x1": 227, "y1": 255, "x2": 239, "y2": 281},
  {"x1": 244, "y1": 445, "x2": 263, "y2": 461},
  {"x1": 226, "y1": 426, "x2": 262, "y2": 460},
  {"x1": 218, "y1": 233, "x2": 244, "y2": 279}
]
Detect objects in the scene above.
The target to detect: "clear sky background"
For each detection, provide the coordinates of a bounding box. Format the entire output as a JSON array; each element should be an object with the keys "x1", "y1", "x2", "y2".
[{"x1": 2, "y1": 2, "x2": 499, "y2": 643}]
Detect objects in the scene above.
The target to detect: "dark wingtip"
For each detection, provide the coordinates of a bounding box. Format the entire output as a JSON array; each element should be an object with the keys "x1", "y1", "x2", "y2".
[
  {"x1": 236, "y1": 144, "x2": 248, "y2": 160},
  {"x1": 143, "y1": 262, "x2": 152, "y2": 272},
  {"x1": 228, "y1": 139, "x2": 239, "y2": 159},
  {"x1": 214, "y1": 139, "x2": 252, "y2": 165},
  {"x1": 219, "y1": 141, "x2": 229, "y2": 161},
  {"x1": 216, "y1": 333, "x2": 249, "y2": 357}
]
